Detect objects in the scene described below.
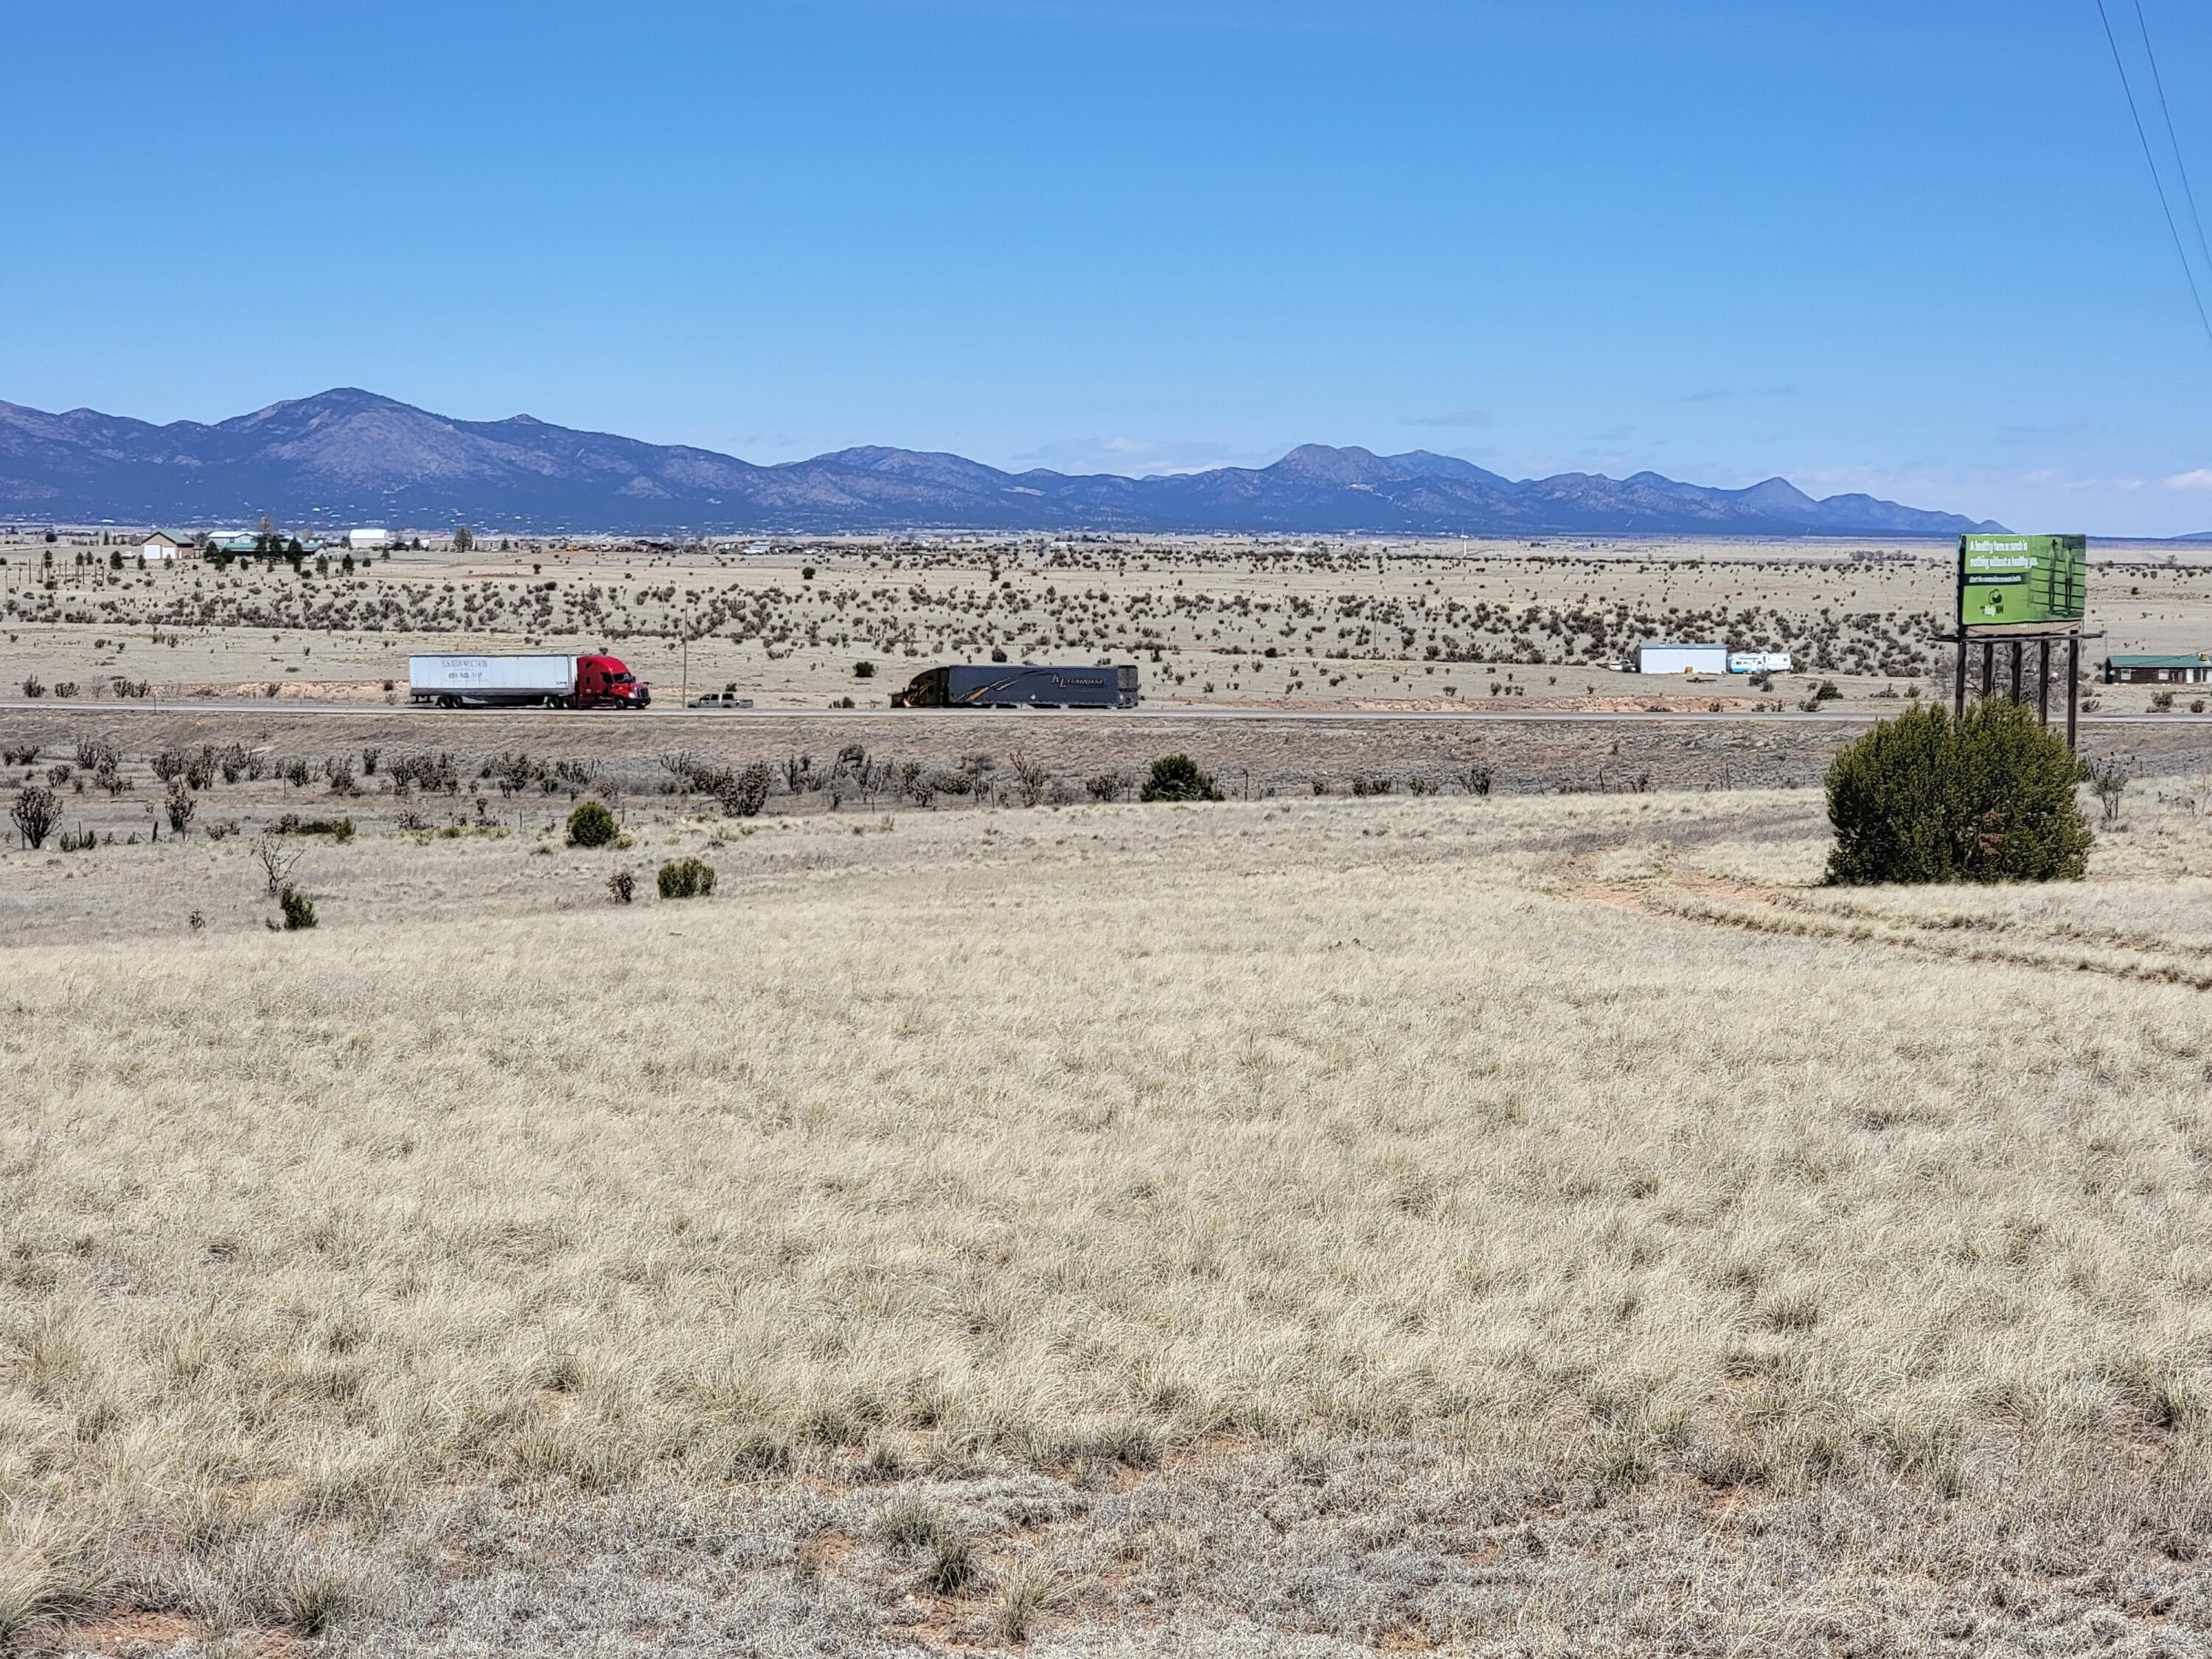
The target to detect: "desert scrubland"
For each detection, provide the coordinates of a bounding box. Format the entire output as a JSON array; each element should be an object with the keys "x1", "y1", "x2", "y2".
[
  {"x1": 7, "y1": 529, "x2": 2212, "y2": 715},
  {"x1": 5, "y1": 757, "x2": 2212, "y2": 1655}
]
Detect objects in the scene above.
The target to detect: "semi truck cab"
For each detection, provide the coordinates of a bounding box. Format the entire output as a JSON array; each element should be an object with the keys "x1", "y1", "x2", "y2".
[{"x1": 577, "y1": 654, "x2": 650, "y2": 708}]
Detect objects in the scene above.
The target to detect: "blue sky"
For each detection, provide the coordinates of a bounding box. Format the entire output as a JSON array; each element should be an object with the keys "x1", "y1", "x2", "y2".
[{"x1": 7, "y1": 0, "x2": 2212, "y2": 533}]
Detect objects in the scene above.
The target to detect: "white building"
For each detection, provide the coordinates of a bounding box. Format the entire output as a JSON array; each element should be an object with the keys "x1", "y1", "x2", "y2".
[
  {"x1": 348, "y1": 527, "x2": 392, "y2": 552},
  {"x1": 139, "y1": 530, "x2": 188, "y2": 563},
  {"x1": 1636, "y1": 642, "x2": 1729, "y2": 676}
]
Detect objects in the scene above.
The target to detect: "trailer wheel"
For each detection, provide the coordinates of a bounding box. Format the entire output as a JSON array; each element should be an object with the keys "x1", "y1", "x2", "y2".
[{"x1": 438, "y1": 695, "x2": 457, "y2": 710}]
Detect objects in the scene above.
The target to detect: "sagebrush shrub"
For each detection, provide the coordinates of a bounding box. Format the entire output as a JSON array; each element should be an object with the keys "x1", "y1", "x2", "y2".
[
  {"x1": 1826, "y1": 700, "x2": 2090, "y2": 885},
  {"x1": 566, "y1": 801, "x2": 618, "y2": 848},
  {"x1": 278, "y1": 885, "x2": 318, "y2": 931}
]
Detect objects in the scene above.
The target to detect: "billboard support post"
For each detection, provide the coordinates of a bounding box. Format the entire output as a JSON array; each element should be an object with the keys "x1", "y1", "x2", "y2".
[
  {"x1": 2038, "y1": 639, "x2": 2051, "y2": 728},
  {"x1": 2009, "y1": 639, "x2": 2023, "y2": 706},
  {"x1": 1982, "y1": 639, "x2": 1994, "y2": 700},
  {"x1": 1953, "y1": 636, "x2": 1968, "y2": 719},
  {"x1": 2067, "y1": 636, "x2": 2080, "y2": 751}
]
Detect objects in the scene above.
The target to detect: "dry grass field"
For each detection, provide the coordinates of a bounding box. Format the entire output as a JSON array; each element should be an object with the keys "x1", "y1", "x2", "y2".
[
  {"x1": 7, "y1": 529, "x2": 2212, "y2": 716},
  {"x1": 5, "y1": 743, "x2": 2212, "y2": 1655}
]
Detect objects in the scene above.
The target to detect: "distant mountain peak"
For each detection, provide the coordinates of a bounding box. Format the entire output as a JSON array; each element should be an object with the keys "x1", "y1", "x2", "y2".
[{"x1": 0, "y1": 388, "x2": 2006, "y2": 537}]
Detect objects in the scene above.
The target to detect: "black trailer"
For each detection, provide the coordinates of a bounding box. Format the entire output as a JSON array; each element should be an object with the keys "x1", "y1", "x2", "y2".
[{"x1": 892, "y1": 663, "x2": 1140, "y2": 709}]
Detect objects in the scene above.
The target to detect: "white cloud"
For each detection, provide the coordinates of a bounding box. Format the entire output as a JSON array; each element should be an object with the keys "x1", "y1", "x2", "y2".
[{"x1": 2166, "y1": 469, "x2": 2212, "y2": 490}]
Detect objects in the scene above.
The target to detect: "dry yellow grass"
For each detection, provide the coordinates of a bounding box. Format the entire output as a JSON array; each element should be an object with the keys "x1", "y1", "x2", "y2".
[{"x1": 4, "y1": 784, "x2": 2211, "y2": 1652}]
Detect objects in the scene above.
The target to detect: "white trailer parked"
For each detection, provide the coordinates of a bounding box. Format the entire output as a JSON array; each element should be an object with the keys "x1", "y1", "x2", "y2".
[{"x1": 1728, "y1": 651, "x2": 1793, "y2": 675}]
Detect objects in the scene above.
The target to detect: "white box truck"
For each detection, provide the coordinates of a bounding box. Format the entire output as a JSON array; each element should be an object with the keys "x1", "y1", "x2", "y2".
[{"x1": 407, "y1": 653, "x2": 650, "y2": 710}]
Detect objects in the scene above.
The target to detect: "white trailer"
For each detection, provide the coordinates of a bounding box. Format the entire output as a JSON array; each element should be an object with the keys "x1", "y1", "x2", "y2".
[
  {"x1": 1728, "y1": 651, "x2": 1793, "y2": 675},
  {"x1": 1636, "y1": 642, "x2": 1729, "y2": 675},
  {"x1": 410, "y1": 654, "x2": 574, "y2": 708}
]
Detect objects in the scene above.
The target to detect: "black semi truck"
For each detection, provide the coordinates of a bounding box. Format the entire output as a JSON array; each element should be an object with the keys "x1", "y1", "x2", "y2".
[{"x1": 891, "y1": 663, "x2": 1140, "y2": 709}]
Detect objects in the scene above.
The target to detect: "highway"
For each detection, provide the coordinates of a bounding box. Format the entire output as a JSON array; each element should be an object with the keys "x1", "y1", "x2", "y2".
[{"x1": 0, "y1": 698, "x2": 2202, "y2": 726}]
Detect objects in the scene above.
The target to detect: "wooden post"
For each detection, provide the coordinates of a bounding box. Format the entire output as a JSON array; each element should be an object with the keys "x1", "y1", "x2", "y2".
[
  {"x1": 2066, "y1": 635, "x2": 2080, "y2": 752},
  {"x1": 2009, "y1": 639, "x2": 2023, "y2": 705},
  {"x1": 1981, "y1": 639, "x2": 1994, "y2": 700},
  {"x1": 1954, "y1": 635, "x2": 1968, "y2": 718},
  {"x1": 2037, "y1": 638, "x2": 2051, "y2": 728}
]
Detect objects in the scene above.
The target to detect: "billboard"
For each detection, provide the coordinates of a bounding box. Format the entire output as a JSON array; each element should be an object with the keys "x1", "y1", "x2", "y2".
[{"x1": 1958, "y1": 534, "x2": 2086, "y2": 629}]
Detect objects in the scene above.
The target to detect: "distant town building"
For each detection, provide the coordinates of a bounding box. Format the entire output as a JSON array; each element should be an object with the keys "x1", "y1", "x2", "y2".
[
  {"x1": 2104, "y1": 653, "x2": 2212, "y2": 685},
  {"x1": 139, "y1": 530, "x2": 188, "y2": 563},
  {"x1": 349, "y1": 527, "x2": 391, "y2": 551},
  {"x1": 212, "y1": 533, "x2": 321, "y2": 560},
  {"x1": 1635, "y1": 642, "x2": 1730, "y2": 675}
]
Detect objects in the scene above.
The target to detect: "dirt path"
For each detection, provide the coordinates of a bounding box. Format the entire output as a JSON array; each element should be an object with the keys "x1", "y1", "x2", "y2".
[{"x1": 1557, "y1": 853, "x2": 2212, "y2": 992}]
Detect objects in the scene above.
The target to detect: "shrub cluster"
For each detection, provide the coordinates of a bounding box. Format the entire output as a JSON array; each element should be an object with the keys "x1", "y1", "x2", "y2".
[
  {"x1": 657, "y1": 858, "x2": 717, "y2": 899},
  {"x1": 270, "y1": 814, "x2": 355, "y2": 842}
]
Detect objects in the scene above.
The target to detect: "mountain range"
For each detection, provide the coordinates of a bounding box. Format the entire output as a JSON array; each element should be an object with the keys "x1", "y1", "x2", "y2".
[{"x1": 0, "y1": 387, "x2": 2006, "y2": 538}]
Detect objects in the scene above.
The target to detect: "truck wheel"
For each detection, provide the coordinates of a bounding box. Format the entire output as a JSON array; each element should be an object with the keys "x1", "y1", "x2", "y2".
[{"x1": 438, "y1": 695, "x2": 457, "y2": 710}]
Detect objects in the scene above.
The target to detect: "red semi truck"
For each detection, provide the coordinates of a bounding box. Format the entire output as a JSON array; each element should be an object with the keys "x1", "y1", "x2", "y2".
[{"x1": 408, "y1": 653, "x2": 651, "y2": 710}]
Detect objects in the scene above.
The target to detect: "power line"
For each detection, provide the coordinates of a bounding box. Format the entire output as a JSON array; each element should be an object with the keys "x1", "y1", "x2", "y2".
[
  {"x1": 2096, "y1": 0, "x2": 2212, "y2": 350},
  {"x1": 2130, "y1": 0, "x2": 2212, "y2": 292}
]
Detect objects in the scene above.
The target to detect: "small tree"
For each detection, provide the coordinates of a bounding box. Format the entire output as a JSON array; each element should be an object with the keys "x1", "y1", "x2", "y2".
[
  {"x1": 2087, "y1": 758, "x2": 2129, "y2": 827},
  {"x1": 1825, "y1": 700, "x2": 2091, "y2": 885},
  {"x1": 566, "y1": 799, "x2": 619, "y2": 847},
  {"x1": 1139, "y1": 754, "x2": 1223, "y2": 803},
  {"x1": 11, "y1": 785, "x2": 59, "y2": 849},
  {"x1": 453, "y1": 526, "x2": 474, "y2": 554},
  {"x1": 253, "y1": 836, "x2": 302, "y2": 897}
]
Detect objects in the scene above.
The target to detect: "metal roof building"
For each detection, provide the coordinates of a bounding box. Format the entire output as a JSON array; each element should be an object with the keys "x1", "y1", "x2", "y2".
[{"x1": 2103, "y1": 653, "x2": 2212, "y2": 684}]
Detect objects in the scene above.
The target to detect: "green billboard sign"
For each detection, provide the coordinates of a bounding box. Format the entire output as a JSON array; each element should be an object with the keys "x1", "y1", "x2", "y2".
[{"x1": 1958, "y1": 533, "x2": 2086, "y2": 629}]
